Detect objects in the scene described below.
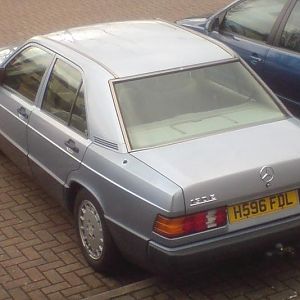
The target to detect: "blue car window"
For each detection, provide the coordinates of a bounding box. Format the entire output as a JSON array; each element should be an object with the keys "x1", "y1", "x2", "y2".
[
  {"x1": 220, "y1": 0, "x2": 287, "y2": 42},
  {"x1": 279, "y1": 1, "x2": 300, "y2": 53}
]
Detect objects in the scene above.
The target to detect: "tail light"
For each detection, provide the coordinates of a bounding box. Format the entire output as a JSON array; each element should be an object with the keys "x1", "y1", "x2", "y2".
[{"x1": 153, "y1": 207, "x2": 227, "y2": 238}]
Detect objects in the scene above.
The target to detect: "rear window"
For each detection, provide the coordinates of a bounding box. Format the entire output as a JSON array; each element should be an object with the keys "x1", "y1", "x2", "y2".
[{"x1": 114, "y1": 61, "x2": 285, "y2": 149}]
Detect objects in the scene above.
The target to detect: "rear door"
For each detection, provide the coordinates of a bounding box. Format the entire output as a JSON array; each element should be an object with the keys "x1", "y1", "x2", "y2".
[
  {"x1": 28, "y1": 56, "x2": 91, "y2": 202},
  {"x1": 263, "y1": 0, "x2": 300, "y2": 112},
  {"x1": 0, "y1": 45, "x2": 53, "y2": 174},
  {"x1": 212, "y1": 0, "x2": 288, "y2": 75}
]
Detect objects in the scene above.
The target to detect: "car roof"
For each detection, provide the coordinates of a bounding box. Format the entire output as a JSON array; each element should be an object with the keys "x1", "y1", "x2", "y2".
[{"x1": 39, "y1": 20, "x2": 233, "y2": 78}]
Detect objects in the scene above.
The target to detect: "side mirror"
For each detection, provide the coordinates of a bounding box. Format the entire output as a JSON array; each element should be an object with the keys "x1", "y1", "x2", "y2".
[
  {"x1": 0, "y1": 68, "x2": 4, "y2": 84},
  {"x1": 207, "y1": 17, "x2": 220, "y2": 32},
  {"x1": 207, "y1": 11, "x2": 227, "y2": 33}
]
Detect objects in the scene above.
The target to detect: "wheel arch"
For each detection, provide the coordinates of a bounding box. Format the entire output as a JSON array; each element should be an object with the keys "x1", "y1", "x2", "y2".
[{"x1": 64, "y1": 179, "x2": 105, "y2": 214}]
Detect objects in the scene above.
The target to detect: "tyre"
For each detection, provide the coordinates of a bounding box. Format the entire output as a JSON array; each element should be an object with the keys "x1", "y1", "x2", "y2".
[{"x1": 74, "y1": 189, "x2": 120, "y2": 272}]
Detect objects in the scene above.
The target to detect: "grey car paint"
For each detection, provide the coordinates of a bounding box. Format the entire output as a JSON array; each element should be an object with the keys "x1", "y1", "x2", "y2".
[
  {"x1": 0, "y1": 88, "x2": 33, "y2": 175},
  {"x1": 0, "y1": 46, "x2": 17, "y2": 64},
  {"x1": 27, "y1": 53, "x2": 92, "y2": 202},
  {"x1": 1, "y1": 20, "x2": 300, "y2": 271},
  {"x1": 132, "y1": 119, "x2": 300, "y2": 225},
  {"x1": 28, "y1": 109, "x2": 91, "y2": 202},
  {"x1": 0, "y1": 45, "x2": 33, "y2": 175}
]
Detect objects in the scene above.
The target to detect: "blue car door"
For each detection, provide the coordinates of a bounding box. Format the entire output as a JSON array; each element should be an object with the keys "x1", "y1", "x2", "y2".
[
  {"x1": 211, "y1": 31, "x2": 269, "y2": 75},
  {"x1": 263, "y1": 0, "x2": 300, "y2": 112},
  {"x1": 210, "y1": 0, "x2": 288, "y2": 77}
]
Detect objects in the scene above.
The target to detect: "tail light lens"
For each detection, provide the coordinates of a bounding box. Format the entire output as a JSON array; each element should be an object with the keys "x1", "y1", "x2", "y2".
[{"x1": 153, "y1": 207, "x2": 227, "y2": 238}]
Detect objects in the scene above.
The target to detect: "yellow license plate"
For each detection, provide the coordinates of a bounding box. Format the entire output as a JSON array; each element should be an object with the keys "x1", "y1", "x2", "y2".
[{"x1": 228, "y1": 190, "x2": 299, "y2": 224}]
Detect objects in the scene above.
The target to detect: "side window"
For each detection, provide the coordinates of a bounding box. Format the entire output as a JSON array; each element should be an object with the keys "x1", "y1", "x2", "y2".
[
  {"x1": 220, "y1": 0, "x2": 287, "y2": 42},
  {"x1": 70, "y1": 84, "x2": 87, "y2": 134},
  {"x1": 279, "y1": 1, "x2": 300, "y2": 53},
  {"x1": 3, "y1": 46, "x2": 52, "y2": 102},
  {"x1": 42, "y1": 59, "x2": 87, "y2": 135}
]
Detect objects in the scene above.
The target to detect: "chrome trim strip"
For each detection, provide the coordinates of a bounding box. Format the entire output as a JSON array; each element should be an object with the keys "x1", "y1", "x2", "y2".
[
  {"x1": 0, "y1": 127, "x2": 27, "y2": 155},
  {"x1": 43, "y1": 36, "x2": 118, "y2": 77},
  {"x1": 28, "y1": 154, "x2": 65, "y2": 186},
  {"x1": 109, "y1": 80, "x2": 131, "y2": 152},
  {"x1": 109, "y1": 58, "x2": 238, "y2": 152},
  {"x1": 111, "y1": 58, "x2": 237, "y2": 83},
  {"x1": 2, "y1": 85, "x2": 34, "y2": 105},
  {"x1": 27, "y1": 123, "x2": 87, "y2": 164},
  {"x1": 239, "y1": 58, "x2": 290, "y2": 115},
  {"x1": 105, "y1": 215, "x2": 149, "y2": 241},
  {"x1": 0, "y1": 103, "x2": 28, "y2": 126},
  {"x1": 81, "y1": 161, "x2": 169, "y2": 212}
]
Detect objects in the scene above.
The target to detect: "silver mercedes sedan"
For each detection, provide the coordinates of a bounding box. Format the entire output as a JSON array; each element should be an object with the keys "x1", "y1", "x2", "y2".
[{"x1": 1, "y1": 20, "x2": 300, "y2": 273}]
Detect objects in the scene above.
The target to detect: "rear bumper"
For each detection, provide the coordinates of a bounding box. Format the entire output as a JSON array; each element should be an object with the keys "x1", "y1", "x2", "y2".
[{"x1": 148, "y1": 214, "x2": 300, "y2": 271}]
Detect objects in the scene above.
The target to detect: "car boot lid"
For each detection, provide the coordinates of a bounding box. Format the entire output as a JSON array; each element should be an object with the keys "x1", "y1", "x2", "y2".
[{"x1": 131, "y1": 118, "x2": 300, "y2": 214}]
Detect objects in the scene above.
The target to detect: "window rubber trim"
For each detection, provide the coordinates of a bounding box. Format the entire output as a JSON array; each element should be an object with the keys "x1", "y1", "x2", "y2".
[{"x1": 272, "y1": 0, "x2": 298, "y2": 47}]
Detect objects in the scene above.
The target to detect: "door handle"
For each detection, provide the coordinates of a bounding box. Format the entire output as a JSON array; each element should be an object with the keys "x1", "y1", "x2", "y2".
[
  {"x1": 250, "y1": 54, "x2": 263, "y2": 65},
  {"x1": 17, "y1": 106, "x2": 28, "y2": 120},
  {"x1": 64, "y1": 139, "x2": 79, "y2": 154},
  {"x1": 232, "y1": 35, "x2": 241, "y2": 41}
]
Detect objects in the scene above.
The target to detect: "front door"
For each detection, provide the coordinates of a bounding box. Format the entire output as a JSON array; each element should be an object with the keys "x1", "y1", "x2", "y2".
[
  {"x1": 264, "y1": 0, "x2": 300, "y2": 112},
  {"x1": 212, "y1": 0, "x2": 288, "y2": 76},
  {"x1": 0, "y1": 46, "x2": 53, "y2": 174}
]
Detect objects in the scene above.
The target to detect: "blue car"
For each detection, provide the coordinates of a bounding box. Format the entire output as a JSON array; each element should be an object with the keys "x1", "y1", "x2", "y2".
[{"x1": 177, "y1": 0, "x2": 300, "y2": 114}]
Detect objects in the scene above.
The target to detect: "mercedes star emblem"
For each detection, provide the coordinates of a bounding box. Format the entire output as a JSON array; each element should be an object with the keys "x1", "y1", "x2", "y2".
[{"x1": 260, "y1": 166, "x2": 275, "y2": 187}]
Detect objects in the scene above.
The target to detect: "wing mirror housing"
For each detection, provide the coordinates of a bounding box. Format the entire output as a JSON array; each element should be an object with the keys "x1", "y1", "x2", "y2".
[
  {"x1": 207, "y1": 17, "x2": 220, "y2": 32},
  {"x1": 207, "y1": 10, "x2": 227, "y2": 32},
  {"x1": 0, "y1": 67, "x2": 4, "y2": 85}
]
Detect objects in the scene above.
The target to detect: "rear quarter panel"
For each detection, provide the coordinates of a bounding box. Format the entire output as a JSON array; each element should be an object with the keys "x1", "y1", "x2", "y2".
[{"x1": 66, "y1": 143, "x2": 184, "y2": 238}]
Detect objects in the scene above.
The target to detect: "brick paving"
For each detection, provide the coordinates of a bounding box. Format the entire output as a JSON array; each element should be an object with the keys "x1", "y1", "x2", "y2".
[
  {"x1": 2, "y1": 0, "x2": 300, "y2": 299},
  {"x1": 0, "y1": 0, "x2": 230, "y2": 46},
  {"x1": 109, "y1": 255, "x2": 300, "y2": 299},
  {"x1": 0, "y1": 2, "x2": 230, "y2": 299},
  {"x1": 0, "y1": 151, "x2": 148, "y2": 299}
]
